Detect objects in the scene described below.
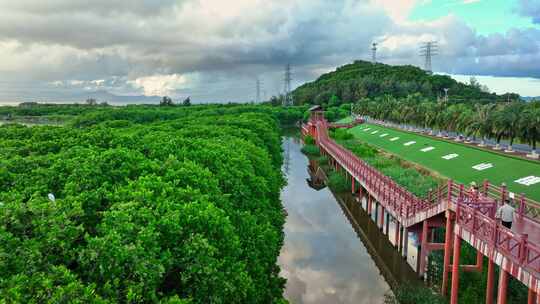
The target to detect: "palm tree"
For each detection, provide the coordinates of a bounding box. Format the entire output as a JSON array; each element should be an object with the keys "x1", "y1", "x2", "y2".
[
  {"x1": 520, "y1": 105, "x2": 540, "y2": 158},
  {"x1": 457, "y1": 108, "x2": 475, "y2": 142},
  {"x1": 468, "y1": 103, "x2": 495, "y2": 146},
  {"x1": 490, "y1": 105, "x2": 507, "y2": 150},
  {"x1": 502, "y1": 102, "x2": 525, "y2": 152},
  {"x1": 490, "y1": 102, "x2": 523, "y2": 151}
]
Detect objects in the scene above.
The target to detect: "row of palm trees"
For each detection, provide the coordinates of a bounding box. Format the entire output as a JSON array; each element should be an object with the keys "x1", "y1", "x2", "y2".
[{"x1": 353, "y1": 94, "x2": 540, "y2": 157}]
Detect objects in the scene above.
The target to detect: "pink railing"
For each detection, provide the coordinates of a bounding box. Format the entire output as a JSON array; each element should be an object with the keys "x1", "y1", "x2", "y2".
[
  {"x1": 312, "y1": 118, "x2": 429, "y2": 220},
  {"x1": 456, "y1": 200, "x2": 540, "y2": 276}
]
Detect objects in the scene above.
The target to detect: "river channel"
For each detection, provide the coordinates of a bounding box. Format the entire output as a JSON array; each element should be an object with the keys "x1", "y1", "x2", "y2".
[{"x1": 278, "y1": 135, "x2": 422, "y2": 304}]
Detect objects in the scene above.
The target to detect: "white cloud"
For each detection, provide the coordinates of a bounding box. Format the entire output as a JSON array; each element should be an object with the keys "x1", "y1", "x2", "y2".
[
  {"x1": 370, "y1": 0, "x2": 429, "y2": 22},
  {"x1": 446, "y1": 73, "x2": 540, "y2": 96},
  {"x1": 128, "y1": 74, "x2": 189, "y2": 97},
  {"x1": 0, "y1": 0, "x2": 538, "y2": 102}
]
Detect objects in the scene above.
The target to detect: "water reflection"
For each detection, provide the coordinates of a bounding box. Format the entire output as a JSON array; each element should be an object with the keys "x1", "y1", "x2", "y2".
[{"x1": 279, "y1": 136, "x2": 394, "y2": 304}]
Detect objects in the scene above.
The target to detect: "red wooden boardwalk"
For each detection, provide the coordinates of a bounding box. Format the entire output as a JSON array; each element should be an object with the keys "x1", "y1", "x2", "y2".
[{"x1": 302, "y1": 112, "x2": 540, "y2": 304}]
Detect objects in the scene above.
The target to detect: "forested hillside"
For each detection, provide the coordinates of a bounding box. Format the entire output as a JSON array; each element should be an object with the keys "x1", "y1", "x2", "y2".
[
  {"x1": 0, "y1": 105, "x2": 289, "y2": 303},
  {"x1": 293, "y1": 60, "x2": 519, "y2": 105}
]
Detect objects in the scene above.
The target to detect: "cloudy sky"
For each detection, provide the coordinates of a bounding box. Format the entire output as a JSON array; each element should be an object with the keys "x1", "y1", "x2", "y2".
[{"x1": 0, "y1": 0, "x2": 539, "y2": 104}]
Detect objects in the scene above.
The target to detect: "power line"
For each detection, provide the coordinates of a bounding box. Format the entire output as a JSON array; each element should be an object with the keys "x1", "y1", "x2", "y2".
[
  {"x1": 419, "y1": 41, "x2": 438, "y2": 74},
  {"x1": 284, "y1": 64, "x2": 293, "y2": 106}
]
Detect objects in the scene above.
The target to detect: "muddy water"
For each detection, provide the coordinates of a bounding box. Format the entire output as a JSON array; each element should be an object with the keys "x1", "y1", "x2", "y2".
[{"x1": 278, "y1": 136, "x2": 421, "y2": 304}]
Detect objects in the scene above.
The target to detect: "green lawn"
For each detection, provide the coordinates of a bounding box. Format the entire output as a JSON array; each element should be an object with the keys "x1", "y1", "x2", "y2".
[{"x1": 343, "y1": 122, "x2": 540, "y2": 202}]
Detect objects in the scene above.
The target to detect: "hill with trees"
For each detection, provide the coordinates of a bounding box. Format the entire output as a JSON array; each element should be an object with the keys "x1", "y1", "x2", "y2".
[{"x1": 293, "y1": 60, "x2": 520, "y2": 106}]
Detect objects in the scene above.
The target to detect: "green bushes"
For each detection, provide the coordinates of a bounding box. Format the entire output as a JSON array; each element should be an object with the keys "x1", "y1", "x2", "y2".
[
  {"x1": 330, "y1": 128, "x2": 354, "y2": 141},
  {"x1": 316, "y1": 155, "x2": 328, "y2": 165},
  {"x1": 341, "y1": 140, "x2": 441, "y2": 197},
  {"x1": 301, "y1": 144, "x2": 320, "y2": 156},
  {"x1": 0, "y1": 106, "x2": 286, "y2": 303},
  {"x1": 384, "y1": 285, "x2": 447, "y2": 304},
  {"x1": 304, "y1": 135, "x2": 315, "y2": 145},
  {"x1": 327, "y1": 172, "x2": 350, "y2": 193}
]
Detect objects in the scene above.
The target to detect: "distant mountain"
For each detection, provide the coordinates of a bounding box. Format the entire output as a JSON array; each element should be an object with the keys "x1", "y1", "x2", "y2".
[
  {"x1": 292, "y1": 60, "x2": 520, "y2": 105},
  {"x1": 5, "y1": 90, "x2": 163, "y2": 105},
  {"x1": 63, "y1": 90, "x2": 161, "y2": 104},
  {"x1": 523, "y1": 96, "x2": 540, "y2": 102}
]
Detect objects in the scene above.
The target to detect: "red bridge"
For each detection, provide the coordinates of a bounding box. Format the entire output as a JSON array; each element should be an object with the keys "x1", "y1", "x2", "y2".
[{"x1": 302, "y1": 109, "x2": 540, "y2": 304}]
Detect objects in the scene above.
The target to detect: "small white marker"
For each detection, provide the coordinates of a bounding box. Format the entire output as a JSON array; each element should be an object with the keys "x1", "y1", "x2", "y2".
[
  {"x1": 442, "y1": 153, "x2": 459, "y2": 160},
  {"x1": 472, "y1": 163, "x2": 493, "y2": 171},
  {"x1": 371, "y1": 130, "x2": 379, "y2": 134},
  {"x1": 421, "y1": 147, "x2": 435, "y2": 152},
  {"x1": 404, "y1": 141, "x2": 416, "y2": 146},
  {"x1": 364, "y1": 128, "x2": 371, "y2": 132},
  {"x1": 390, "y1": 137, "x2": 399, "y2": 141},
  {"x1": 515, "y1": 176, "x2": 540, "y2": 186},
  {"x1": 379, "y1": 133, "x2": 388, "y2": 137}
]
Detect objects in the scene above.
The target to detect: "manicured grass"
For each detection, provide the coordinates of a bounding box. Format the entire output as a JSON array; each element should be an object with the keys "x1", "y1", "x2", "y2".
[{"x1": 345, "y1": 122, "x2": 540, "y2": 202}]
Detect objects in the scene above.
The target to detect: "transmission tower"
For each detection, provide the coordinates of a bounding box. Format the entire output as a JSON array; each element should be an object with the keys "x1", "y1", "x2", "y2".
[
  {"x1": 419, "y1": 41, "x2": 438, "y2": 73},
  {"x1": 372, "y1": 42, "x2": 378, "y2": 63},
  {"x1": 283, "y1": 64, "x2": 293, "y2": 106},
  {"x1": 256, "y1": 78, "x2": 262, "y2": 103}
]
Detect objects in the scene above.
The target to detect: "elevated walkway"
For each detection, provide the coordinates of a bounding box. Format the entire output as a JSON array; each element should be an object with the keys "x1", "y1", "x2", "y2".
[{"x1": 302, "y1": 114, "x2": 540, "y2": 303}]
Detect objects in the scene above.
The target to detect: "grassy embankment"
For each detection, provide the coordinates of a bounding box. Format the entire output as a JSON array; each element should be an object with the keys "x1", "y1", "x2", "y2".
[{"x1": 340, "y1": 121, "x2": 540, "y2": 202}]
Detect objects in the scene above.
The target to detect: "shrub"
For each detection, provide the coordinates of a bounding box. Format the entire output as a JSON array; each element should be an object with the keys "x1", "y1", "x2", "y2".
[
  {"x1": 384, "y1": 285, "x2": 447, "y2": 304},
  {"x1": 316, "y1": 156, "x2": 328, "y2": 165},
  {"x1": 330, "y1": 128, "x2": 353, "y2": 141},
  {"x1": 327, "y1": 172, "x2": 350, "y2": 193},
  {"x1": 304, "y1": 135, "x2": 315, "y2": 145},
  {"x1": 301, "y1": 144, "x2": 320, "y2": 156}
]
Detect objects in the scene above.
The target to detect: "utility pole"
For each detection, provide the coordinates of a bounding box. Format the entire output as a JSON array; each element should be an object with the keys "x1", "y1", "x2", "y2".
[
  {"x1": 419, "y1": 41, "x2": 438, "y2": 73},
  {"x1": 284, "y1": 64, "x2": 293, "y2": 106},
  {"x1": 372, "y1": 42, "x2": 378, "y2": 63}
]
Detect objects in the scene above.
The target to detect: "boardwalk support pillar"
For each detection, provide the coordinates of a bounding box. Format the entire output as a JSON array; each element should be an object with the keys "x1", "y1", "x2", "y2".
[
  {"x1": 450, "y1": 233, "x2": 462, "y2": 304},
  {"x1": 486, "y1": 259, "x2": 495, "y2": 304},
  {"x1": 385, "y1": 212, "x2": 390, "y2": 235},
  {"x1": 402, "y1": 227, "x2": 409, "y2": 259},
  {"x1": 394, "y1": 221, "x2": 400, "y2": 248},
  {"x1": 441, "y1": 211, "x2": 454, "y2": 295},
  {"x1": 497, "y1": 269, "x2": 509, "y2": 304},
  {"x1": 528, "y1": 289, "x2": 536, "y2": 304},
  {"x1": 419, "y1": 219, "x2": 429, "y2": 279},
  {"x1": 379, "y1": 205, "x2": 385, "y2": 231}
]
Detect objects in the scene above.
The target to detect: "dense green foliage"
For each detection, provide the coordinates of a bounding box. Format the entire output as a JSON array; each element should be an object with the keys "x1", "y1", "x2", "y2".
[
  {"x1": 303, "y1": 135, "x2": 315, "y2": 145},
  {"x1": 326, "y1": 172, "x2": 350, "y2": 193},
  {"x1": 293, "y1": 60, "x2": 518, "y2": 106},
  {"x1": 331, "y1": 136, "x2": 440, "y2": 197},
  {"x1": 329, "y1": 128, "x2": 354, "y2": 141},
  {"x1": 0, "y1": 106, "x2": 287, "y2": 303},
  {"x1": 301, "y1": 144, "x2": 320, "y2": 156},
  {"x1": 355, "y1": 97, "x2": 540, "y2": 151},
  {"x1": 384, "y1": 285, "x2": 447, "y2": 304}
]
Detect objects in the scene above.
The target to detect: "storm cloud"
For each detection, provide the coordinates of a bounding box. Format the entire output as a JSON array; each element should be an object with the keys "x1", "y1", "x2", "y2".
[{"x1": 0, "y1": 0, "x2": 539, "y2": 102}]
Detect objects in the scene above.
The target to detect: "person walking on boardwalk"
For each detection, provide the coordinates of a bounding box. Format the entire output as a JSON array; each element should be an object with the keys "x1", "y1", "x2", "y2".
[
  {"x1": 467, "y1": 181, "x2": 480, "y2": 202},
  {"x1": 496, "y1": 199, "x2": 515, "y2": 229}
]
